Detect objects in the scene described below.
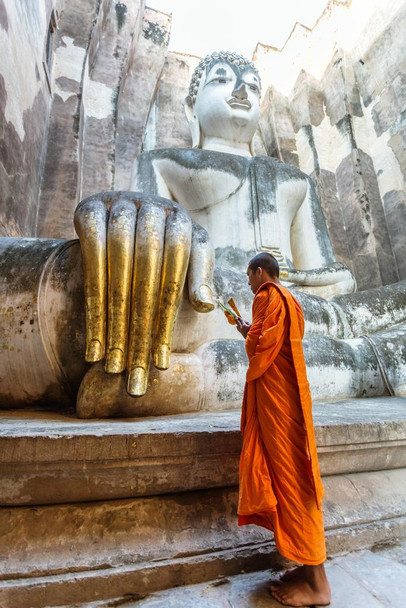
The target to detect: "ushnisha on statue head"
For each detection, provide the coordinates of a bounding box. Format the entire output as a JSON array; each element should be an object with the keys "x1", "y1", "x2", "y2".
[{"x1": 184, "y1": 51, "x2": 262, "y2": 156}]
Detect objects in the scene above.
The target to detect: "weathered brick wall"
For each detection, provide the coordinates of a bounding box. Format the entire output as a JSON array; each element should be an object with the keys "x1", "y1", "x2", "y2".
[
  {"x1": 254, "y1": 0, "x2": 406, "y2": 288},
  {"x1": 0, "y1": 0, "x2": 62, "y2": 236},
  {"x1": 37, "y1": 0, "x2": 146, "y2": 238},
  {"x1": 114, "y1": 7, "x2": 171, "y2": 190}
]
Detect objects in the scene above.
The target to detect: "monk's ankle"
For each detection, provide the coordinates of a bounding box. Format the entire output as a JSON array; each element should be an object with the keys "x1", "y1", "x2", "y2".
[{"x1": 303, "y1": 564, "x2": 328, "y2": 586}]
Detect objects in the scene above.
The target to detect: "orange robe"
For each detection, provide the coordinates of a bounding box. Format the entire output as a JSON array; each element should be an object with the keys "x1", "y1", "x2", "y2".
[{"x1": 238, "y1": 282, "x2": 326, "y2": 566}]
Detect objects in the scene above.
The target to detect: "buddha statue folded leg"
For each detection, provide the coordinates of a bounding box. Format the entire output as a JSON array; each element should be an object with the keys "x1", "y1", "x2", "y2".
[
  {"x1": 75, "y1": 324, "x2": 406, "y2": 418},
  {"x1": 75, "y1": 266, "x2": 406, "y2": 417}
]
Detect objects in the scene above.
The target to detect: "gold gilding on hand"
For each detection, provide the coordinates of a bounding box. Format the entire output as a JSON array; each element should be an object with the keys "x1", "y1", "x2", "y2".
[
  {"x1": 127, "y1": 366, "x2": 148, "y2": 397},
  {"x1": 105, "y1": 200, "x2": 137, "y2": 373},
  {"x1": 127, "y1": 203, "x2": 166, "y2": 395},
  {"x1": 192, "y1": 285, "x2": 215, "y2": 313},
  {"x1": 86, "y1": 338, "x2": 104, "y2": 362},
  {"x1": 75, "y1": 192, "x2": 215, "y2": 399},
  {"x1": 154, "y1": 344, "x2": 170, "y2": 371},
  {"x1": 74, "y1": 199, "x2": 108, "y2": 363},
  {"x1": 153, "y1": 208, "x2": 192, "y2": 370}
]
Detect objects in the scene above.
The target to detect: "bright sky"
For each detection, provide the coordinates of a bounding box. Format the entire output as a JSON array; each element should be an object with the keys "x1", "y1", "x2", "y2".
[{"x1": 146, "y1": 0, "x2": 330, "y2": 58}]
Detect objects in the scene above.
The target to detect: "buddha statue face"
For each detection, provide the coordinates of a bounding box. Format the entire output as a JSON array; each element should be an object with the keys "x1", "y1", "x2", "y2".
[{"x1": 185, "y1": 52, "x2": 261, "y2": 154}]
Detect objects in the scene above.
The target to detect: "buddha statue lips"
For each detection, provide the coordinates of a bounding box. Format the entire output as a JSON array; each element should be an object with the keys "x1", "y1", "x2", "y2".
[{"x1": 227, "y1": 98, "x2": 251, "y2": 110}]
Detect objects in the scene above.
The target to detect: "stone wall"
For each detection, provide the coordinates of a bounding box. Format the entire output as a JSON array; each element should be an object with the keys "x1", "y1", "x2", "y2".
[
  {"x1": 37, "y1": 0, "x2": 147, "y2": 238},
  {"x1": 143, "y1": 52, "x2": 200, "y2": 153},
  {"x1": 0, "y1": 0, "x2": 62, "y2": 236},
  {"x1": 36, "y1": 0, "x2": 102, "y2": 239},
  {"x1": 114, "y1": 7, "x2": 171, "y2": 190},
  {"x1": 254, "y1": 0, "x2": 406, "y2": 288}
]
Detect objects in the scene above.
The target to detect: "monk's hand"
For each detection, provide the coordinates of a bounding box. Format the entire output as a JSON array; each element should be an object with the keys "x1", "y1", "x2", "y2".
[
  {"x1": 74, "y1": 191, "x2": 215, "y2": 396},
  {"x1": 236, "y1": 317, "x2": 251, "y2": 339}
]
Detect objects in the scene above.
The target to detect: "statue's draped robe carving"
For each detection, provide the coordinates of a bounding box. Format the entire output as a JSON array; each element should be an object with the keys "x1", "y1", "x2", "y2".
[
  {"x1": 238, "y1": 282, "x2": 326, "y2": 565},
  {"x1": 134, "y1": 150, "x2": 334, "y2": 275}
]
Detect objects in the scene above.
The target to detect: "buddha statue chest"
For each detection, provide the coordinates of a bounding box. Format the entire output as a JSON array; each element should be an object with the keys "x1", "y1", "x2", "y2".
[{"x1": 135, "y1": 149, "x2": 307, "y2": 271}]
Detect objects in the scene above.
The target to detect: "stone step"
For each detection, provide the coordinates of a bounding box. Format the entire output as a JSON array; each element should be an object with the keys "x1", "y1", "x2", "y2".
[
  {"x1": 65, "y1": 542, "x2": 406, "y2": 608},
  {"x1": 0, "y1": 469, "x2": 406, "y2": 607},
  {"x1": 0, "y1": 396, "x2": 405, "y2": 506},
  {"x1": 6, "y1": 541, "x2": 406, "y2": 608}
]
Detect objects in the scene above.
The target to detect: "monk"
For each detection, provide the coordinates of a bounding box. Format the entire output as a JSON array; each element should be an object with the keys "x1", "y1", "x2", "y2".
[{"x1": 235, "y1": 252, "x2": 331, "y2": 607}]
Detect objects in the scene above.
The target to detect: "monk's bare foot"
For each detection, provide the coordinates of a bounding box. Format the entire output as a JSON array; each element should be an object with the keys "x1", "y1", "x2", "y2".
[{"x1": 270, "y1": 564, "x2": 331, "y2": 607}]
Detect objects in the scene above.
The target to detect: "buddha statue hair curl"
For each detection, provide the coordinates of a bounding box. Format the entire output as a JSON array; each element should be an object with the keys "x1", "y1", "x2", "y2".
[{"x1": 188, "y1": 51, "x2": 261, "y2": 103}]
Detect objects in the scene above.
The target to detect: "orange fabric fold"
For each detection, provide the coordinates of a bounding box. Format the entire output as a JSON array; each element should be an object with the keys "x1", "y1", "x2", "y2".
[{"x1": 238, "y1": 282, "x2": 326, "y2": 566}]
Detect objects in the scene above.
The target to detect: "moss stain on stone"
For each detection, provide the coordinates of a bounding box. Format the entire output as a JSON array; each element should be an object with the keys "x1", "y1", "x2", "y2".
[
  {"x1": 115, "y1": 2, "x2": 127, "y2": 32},
  {"x1": 142, "y1": 20, "x2": 170, "y2": 47}
]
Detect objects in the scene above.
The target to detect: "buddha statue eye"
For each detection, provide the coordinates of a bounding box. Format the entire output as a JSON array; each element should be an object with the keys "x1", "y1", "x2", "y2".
[{"x1": 248, "y1": 84, "x2": 258, "y2": 92}]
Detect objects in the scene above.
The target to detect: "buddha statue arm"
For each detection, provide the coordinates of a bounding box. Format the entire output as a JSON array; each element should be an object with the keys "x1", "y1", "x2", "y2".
[{"x1": 287, "y1": 177, "x2": 356, "y2": 298}]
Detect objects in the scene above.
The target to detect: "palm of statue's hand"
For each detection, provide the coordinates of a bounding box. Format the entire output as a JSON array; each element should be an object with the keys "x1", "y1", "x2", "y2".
[{"x1": 74, "y1": 191, "x2": 214, "y2": 396}]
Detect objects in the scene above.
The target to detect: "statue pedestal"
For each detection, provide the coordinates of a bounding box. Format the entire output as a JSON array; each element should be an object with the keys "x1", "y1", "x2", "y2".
[{"x1": 1, "y1": 398, "x2": 406, "y2": 606}]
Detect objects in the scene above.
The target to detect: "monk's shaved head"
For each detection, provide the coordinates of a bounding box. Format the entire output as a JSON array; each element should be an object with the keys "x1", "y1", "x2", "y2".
[{"x1": 248, "y1": 252, "x2": 280, "y2": 278}]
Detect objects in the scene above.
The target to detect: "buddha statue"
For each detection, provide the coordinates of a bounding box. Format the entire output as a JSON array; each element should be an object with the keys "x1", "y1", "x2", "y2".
[{"x1": 1, "y1": 51, "x2": 405, "y2": 417}]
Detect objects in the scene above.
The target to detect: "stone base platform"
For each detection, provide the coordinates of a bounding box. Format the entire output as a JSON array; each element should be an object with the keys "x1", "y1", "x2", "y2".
[
  {"x1": 0, "y1": 397, "x2": 405, "y2": 607},
  {"x1": 1, "y1": 397, "x2": 405, "y2": 506}
]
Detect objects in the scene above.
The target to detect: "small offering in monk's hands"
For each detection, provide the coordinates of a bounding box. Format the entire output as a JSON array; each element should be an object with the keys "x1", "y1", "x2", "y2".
[{"x1": 219, "y1": 298, "x2": 241, "y2": 325}]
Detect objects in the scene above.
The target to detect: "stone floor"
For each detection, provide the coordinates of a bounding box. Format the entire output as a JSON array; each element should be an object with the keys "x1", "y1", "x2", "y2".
[{"x1": 77, "y1": 541, "x2": 406, "y2": 608}]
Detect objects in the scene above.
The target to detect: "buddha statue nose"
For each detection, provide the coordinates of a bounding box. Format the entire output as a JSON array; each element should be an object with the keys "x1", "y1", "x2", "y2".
[{"x1": 232, "y1": 82, "x2": 248, "y2": 100}]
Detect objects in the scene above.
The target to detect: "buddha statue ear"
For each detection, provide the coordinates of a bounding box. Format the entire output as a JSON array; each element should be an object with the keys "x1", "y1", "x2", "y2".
[{"x1": 184, "y1": 96, "x2": 202, "y2": 149}]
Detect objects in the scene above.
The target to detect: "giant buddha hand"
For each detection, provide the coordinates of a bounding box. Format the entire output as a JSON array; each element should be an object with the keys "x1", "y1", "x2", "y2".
[
  {"x1": 74, "y1": 191, "x2": 215, "y2": 396},
  {"x1": 281, "y1": 263, "x2": 357, "y2": 298}
]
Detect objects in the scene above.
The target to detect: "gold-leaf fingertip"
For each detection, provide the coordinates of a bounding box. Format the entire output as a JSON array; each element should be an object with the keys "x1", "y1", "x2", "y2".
[
  {"x1": 127, "y1": 367, "x2": 148, "y2": 397},
  {"x1": 153, "y1": 344, "x2": 170, "y2": 370},
  {"x1": 86, "y1": 339, "x2": 104, "y2": 363}
]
